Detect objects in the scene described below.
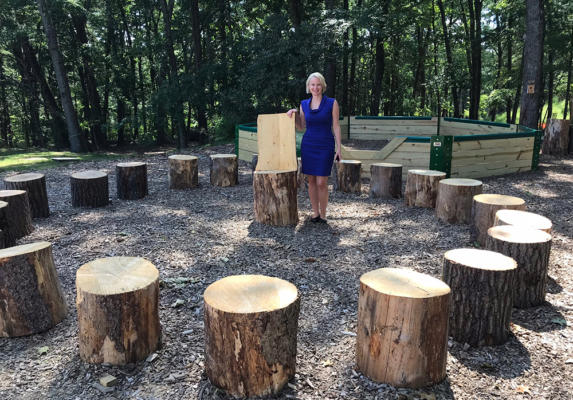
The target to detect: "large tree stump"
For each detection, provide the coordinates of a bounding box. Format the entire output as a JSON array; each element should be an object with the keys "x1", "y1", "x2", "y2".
[
  {"x1": 0, "y1": 242, "x2": 67, "y2": 337},
  {"x1": 435, "y1": 178, "x2": 483, "y2": 224},
  {"x1": 494, "y1": 209, "x2": 552, "y2": 233},
  {"x1": 168, "y1": 155, "x2": 198, "y2": 189},
  {"x1": 76, "y1": 257, "x2": 160, "y2": 364},
  {"x1": 0, "y1": 190, "x2": 34, "y2": 243},
  {"x1": 116, "y1": 162, "x2": 148, "y2": 200},
  {"x1": 442, "y1": 249, "x2": 517, "y2": 346},
  {"x1": 542, "y1": 118, "x2": 570, "y2": 155},
  {"x1": 297, "y1": 157, "x2": 307, "y2": 191},
  {"x1": 253, "y1": 170, "x2": 298, "y2": 226},
  {"x1": 204, "y1": 275, "x2": 300, "y2": 398},
  {"x1": 357, "y1": 268, "x2": 450, "y2": 388},
  {"x1": 3, "y1": 173, "x2": 49, "y2": 218},
  {"x1": 70, "y1": 171, "x2": 109, "y2": 208},
  {"x1": 485, "y1": 225, "x2": 552, "y2": 308},
  {"x1": 336, "y1": 160, "x2": 361, "y2": 193},
  {"x1": 210, "y1": 154, "x2": 238, "y2": 187},
  {"x1": 404, "y1": 169, "x2": 446, "y2": 208},
  {"x1": 370, "y1": 163, "x2": 402, "y2": 199},
  {"x1": 470, "y1": 194, "x2": 526, "y2": 246},
  {"x1": 0, "y1": 201, "x2": 8, "y2": 248},
  {"x1": 251, "y1": 154, "x2": 259, "y2": 178}
]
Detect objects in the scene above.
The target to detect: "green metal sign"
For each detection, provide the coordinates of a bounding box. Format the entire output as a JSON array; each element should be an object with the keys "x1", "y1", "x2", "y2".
[{"x1": 430, "y1": 135, "x2": 453, "y2": 177}]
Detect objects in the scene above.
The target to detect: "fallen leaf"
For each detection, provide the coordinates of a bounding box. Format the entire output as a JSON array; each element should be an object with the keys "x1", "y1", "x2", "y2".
[
  {"x1": 37, "y1": 346, "x2": 49, "y2": 355},
  {"x1": 516, "y1": 385, "x2": 531, "y2": 394}
]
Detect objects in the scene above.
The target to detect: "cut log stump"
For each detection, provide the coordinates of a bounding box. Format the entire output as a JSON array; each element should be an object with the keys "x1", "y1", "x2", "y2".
[
  {"x1": 485, "y1": 225, "x2": 552, "y2": 308},
  {"x1": 336, "y1": 160, "x2": 362, "y2": 193},
  {"x1": 168, "y1": 155, "x2": 198, "y2": 189},
  {"x1": 542, "y1": 118, "x2": 570, "y2": 155},
  {"x1": 470, "y1": 194, "x2": 526, "y2": 246},
  {"x1": 3, "y1": 173, "x2": 49, "y2": 218},
  {"x1": 494, "y1": 209, "x2": 552, "y2": 233},
  {"x1": 369, "y1": 163, "x2": 402, "y2": 199},
  {"x1": 251, "y1": 154, "x2": 259, "y2": 178},
  {"x1": 116, "y1": 162, "x2": 148, "y2": 200},
  {"x1": 76, "y1": 257, "x2": 160, "y2": 364},
  {"x1": 442, "y1": 249, "x2": 517, "y2": 346},
  {"x1": 210, "y1": 154, "x2": 238, "y2": 187},
  {"x1": 435, "y1": 178, "x2": 483, "y2": 224},
  {"x1": 253, "y1": 170, "x2": 298, "y2": 226},
  {"x1": 297, "y1": 157, "x2": 307, "y2": 191},
  {"x1": 204, "y1": 275, "x2": 300, "y2": 398},
  {"x1": 0, "y1": 242, "x2": 67, "y2": 337},
  {"x1": 0, "y1": 201, "x2": 8, "y2": 248},
  {"x1": 70, "y1": 171, "x2": 109, "y2": 208},
  {"x1": 0, "y1": 190, "x2": 34, "y2": 243},
  {"x1": 404, "y1": 169, "x2": 446, "y2": 208},
  {"x1": 357, "y1": 268, "x2": 450, "y2": 388}
]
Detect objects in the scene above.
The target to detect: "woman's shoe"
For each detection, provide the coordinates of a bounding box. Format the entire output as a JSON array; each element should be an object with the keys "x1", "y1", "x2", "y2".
[
  {"x1": 310, "y1": 215, "x2": 321, "y2": 223},
  {"x1": 318, "y1": 217, "x2": 327, "y2": 223}
]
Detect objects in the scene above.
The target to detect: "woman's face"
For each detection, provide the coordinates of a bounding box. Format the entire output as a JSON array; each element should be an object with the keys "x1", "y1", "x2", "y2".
[{"x1": 308, "y1": 77, "x2": 323, "y2": 96}]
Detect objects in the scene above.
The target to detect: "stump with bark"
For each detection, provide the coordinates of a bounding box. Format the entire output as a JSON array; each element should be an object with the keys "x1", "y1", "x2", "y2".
[
  {"x1": 356, "y1": 268, "x2": 450, "y2": 388},
  {"x1": 251, "y1": 154, "x2": 259, "y2": 177},
  {"x1": 486, "y1": 225, "x2": 552, "y2": 308},
  {"x1": 369, "y1": 163, "x2": 402, "y2": 199},
  {"x1": 0, "y1": 201, "x2": 8, "y2": 248},
  {"x1": 168, "y1": 155, "x2": 198, "y2": 189},
  {"x1": 210, "y1": 154, "x2": 238, "y2": 187},
  {"x1": 0, "y1": 242, "x2": 67, "y2": 337},
  {"x1": 494, "y1": 209, "x2": 552, "y2": 233},
  {"x1": 297, "y1": 157, "x2": 307, "y2": 191},
  {"x1": 253, "y1": 170, "x2": 298, "y2": 226},
  {"x1": 204, "y1": 275, "x2": 300, "y2": 398},
  {"x1": 70, "y1": 171, "x2": 109, "y2": 208},
  {"x1": 542, "y1": 118, "x2": 570, "y2": 155},
  {"x1": 470, "y1": 194, "x2": 526, "y2": 246},
  {"x1": 0, "y1": 190, "x2": 34, "y2": 243},
  {"x1": 76, "y1": 257, "x2": 160, "y2": 364},
  {"x1": 116, "y1": 162, "x2": 148, "y2": 200},
  {"x1": 442, "y1": 248, "x2": 517, "y2": 346},
  {"x1": 404, "y1": 169, "x2": 446, "y2": 208},
  {"x1": 435, "y1": 178, "x2": 483, "y2": 224},
  {"x1": 336, "y1": 160, "x2": 361, "y2": 193},
  {"x1": 3, "y1": 173, "x2": 49, "y2": 218}
]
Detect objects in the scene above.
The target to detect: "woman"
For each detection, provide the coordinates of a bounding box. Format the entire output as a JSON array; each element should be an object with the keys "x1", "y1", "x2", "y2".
[{"x1": 287, "y1": 72, "x2": 342, "y2": 223}]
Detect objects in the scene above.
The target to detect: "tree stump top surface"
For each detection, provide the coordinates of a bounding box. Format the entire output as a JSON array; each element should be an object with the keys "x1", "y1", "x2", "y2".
[
  {"x1": 439, "y1": 178, "x2": 483, "y2": 187},
  {"x1": 0, "y1": 189, "x2": 27, "y2": 198},
  {"x1": 0, "y1": 241, "x2": 50, "y2": 258},
  {"x1": 4, "y1": 173, "x2": 45, "y2": 182},
  {"x1": 76, "y1": 257, "x2": 159, "y2": 295},
  {"x1": 360, "y1": 268, "x2": 450, "y2": 298},
  {"x1": 254, "y1": 169, "x2": 297, "y2": 175},
  {"x1": 444, "y1": 248, "x2": 517, "y2": 271},
  {"x1": 495, "y1": 209, "x2": 552, "y2": 232},
  {"x1": 340, "y1": 160, "x2": 361, "y2": 165},
  {"x1": 0, "y1": 200, "x2": 7, "y2": 209},
  {"x1": 204, "y1": 274, "x2": 299, "y2": 314},
  {"x1": 473, "y1": 193, "x2": 525, "y2": 206},
  {"x1": 168, "y1": 154, "x2": 198, "y2": 161},
  {"x1": 371, "y1": 162, "x2": 402, "y2": 168},
  {"x1": 71, "y1": 170, "x2": 107, "y2": 180},
  {"x1": 408, "y1": 169, "x2": 446, "y2": 177},
  {"x1": 487, "y1": 225, "x2": 552, "y2": 244},
  {"x1": 210, "y1": 154, "x2": 237, "y2": 159},
  {"x1": 117, "y1": 162, "x2": 146, "y2": 168}
]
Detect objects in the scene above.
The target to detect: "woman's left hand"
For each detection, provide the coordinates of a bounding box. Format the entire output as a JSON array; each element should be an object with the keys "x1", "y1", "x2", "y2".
[{"x1": 334, "y1": 150, "x2": 342, "y2": 162}]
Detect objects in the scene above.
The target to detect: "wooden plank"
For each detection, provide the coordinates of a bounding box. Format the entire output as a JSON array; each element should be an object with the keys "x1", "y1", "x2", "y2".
[
  {"x1": 256, "y1": 114, "x2": 297, "y2": 171},
  {"x1": 452, "y1": 152, "x2": 529, "y2": 167},
  {"x1": 452, "y1": 137, "x2": 534, "y2": 151},
  {"x1": 451, "y1": 159, "x2": 531, "y2": 175},
  {"x1": 450, "y1": 166, "x2": 531, "y2": 179},
  {"x1": 440, "y1": 121, "x2": 516, "y2": 135},
  {"x1": 238, "y1": 149, "x2": 256, "y2": 163},
  {"x1": 238, "y1": 130, "x2": 257, "y2": 141},
  {"x1": 239, "y1": 137, "x2": 258, "y2": 153},
  {"x1": 452, "y1": 145, "x2": 534, "y2": 159},
  {"x1": 349, "y1": 117, "x2": 437, "y2": 126}
]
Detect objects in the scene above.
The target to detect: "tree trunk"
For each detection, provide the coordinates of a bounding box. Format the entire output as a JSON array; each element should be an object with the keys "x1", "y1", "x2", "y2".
[
  {"x1": 336, "y1": 160, "x2": 362, "y2": 193},
  {"x1": 116, "y1": 162, "x2": 148, "y2": 200},
  {"x1": 210, "y1": 154, "x2": 238, "y2": 187},
  {"x1": 168, "y1": 155, "x2": 199, "y2": 189},
  {"x1": 435, "y1": 178, "x2": 483, "y2": 224},
  {"x1": 3, "y1": 173, "x2": 50, "y2": 218},
  {"x1": 564, "y1": 27, "x2": 573, "y2": 119},
  {"x1": 324, "y1": 0, "x2": 337, "y2": 99},
  {"x1": 467, "y1": 0, "x2": 482, "y2": 120},
  {"x1": 0, "y1": 55, "x2": 12, "y2": 146},
  {"x1": 190, "y1": 0, "x2": 208, "y2": 137},
  {"x1": 71, "y1": 171, "x2": 109, "y2": 208},
  {"x1": 437, "y1": 0, "x2": 460, "y2": 117},
  {"x1": 253, "y1": 170, "x2": 298, "y2": 226},
  {"x1": 369, "y1": 163, "x2": 402, "y2": 199},
  {"x1": 404, "y1": 170, "x2": 446, "y2": 208},
  {"x1": 0, "y1": 190, "x2": 34, "y2": 243},
  {"x1": 542, "y1": 119, "x2": 570, "y2": 155}
]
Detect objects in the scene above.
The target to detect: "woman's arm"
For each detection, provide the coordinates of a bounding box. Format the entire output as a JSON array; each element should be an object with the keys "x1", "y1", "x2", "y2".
[
  {"x1": 332, "y1": 100, "x2": 342, "y2": 161},
  {"x1": 287, "y1": 105, "x2": 306, "y2": 131}
]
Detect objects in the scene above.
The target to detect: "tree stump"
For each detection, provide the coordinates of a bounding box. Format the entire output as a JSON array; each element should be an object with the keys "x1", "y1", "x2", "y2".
[
  {"x1": 470, "y1": 194, "x2": 526, "y2": 246},
  {"x1": 251, "y1": 154, "x2": 258, "y2": 175},
  {"x1": 204, "y1": 275, "x2": 300, "y2": 398},
  {"x1": 442, "y1": 248, "x2": 517, "y2": 346},
  {"x1": 0, "y1": 242, "x2": 67, "y2": 337},
  {"x1": 76, "y1": 257, "x2": 160, "y2": 364},
  {"x1": 210, "y1": 154, "x2": 238, "y2": 187},
  {"x1": 253, "y1": 170, "x2": 298, "y2": 226},
  {"x1": 370, "y1": 163, "x2": 402, "y2": 199},
  {"x1": 356, "y1": 268, "x2": 450, "y2": 388},
  {"x1": 404, "y1": 169, "x2": 446, "y2": 208},
  {"x1": 542, "y1": 118, "x2": 570, "y2": 155},
  {"x1": 435, "y1": 178, "x2": 483, "y2": 224},
  {"x1": 336, "y1": 160, "x2": 361, "y2": 193},
  {"x1": 168, "y1": 155, "x2": 198, "y2": 189},
  {"x1": 0, "y1": 190, "x2": 34, "y2": 243},
  {"x1": 3, "y1": 173, "x2": 49, "y2": 218},
  {"x1": 485, "y1": 225, "x2": 552, "y2": 308},
  {"x1": 296, "y1": 157, "x2": 307, "y2": 191},
  {"x1": 0, "y1": 201, "x2": 8, "y2": 248},
  {"x1": 494, "y1": 209, "x2": 552, "y2": 233},
  {"x1": 70, "y1": 171, "x2": 109, "y2": 208},
  {"x1": 116, "y1": 162, "x2": 148, "y2": 200}
]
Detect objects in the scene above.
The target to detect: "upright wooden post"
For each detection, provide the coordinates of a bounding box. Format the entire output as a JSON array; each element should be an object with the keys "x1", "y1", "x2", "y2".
[
  {"x1": 369, "y1": 163, "x2": 402, "y2": 199},
  {"x1": 470, "y1": 194, "x2": 526, "y2": 246},
  {"x1": 336, "y1": 160, "x2": 362, "y2": 193},
  {"x1": 3, "y1": 173, "x2": 49, "y2": 218},
  {"x1": 70, "y1": 171, "x2": 109, "y2": 208},
  {"x1": 0, "y1": 190, "x2": 34, "y2": 243},
  {"x1": 435, "y1": 178, "x2": 483, "y2": 224},
  {"x1": 404, "y1": 169, "x2": 446, "y2": 207},
  {"x1": 253, "y1": 170, "x2": 298, "y2": 226},
  {"x1": 116, "y1": 162, "x2": 148, "y2": 200},
  {"x1": 168, "y1": 155, "x2": 198, "y2": 189},
  {"x1": 210, "y1": 154, "x2": 238, "y2": 187}
]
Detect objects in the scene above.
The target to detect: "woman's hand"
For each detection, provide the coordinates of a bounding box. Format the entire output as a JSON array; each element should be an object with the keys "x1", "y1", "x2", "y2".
[
  {"x1": 334, "y1": 149, "x2": 342, "y2": 162},
  {"x1": 287, "y1": 108, "x2": 298, "y2": 118}
]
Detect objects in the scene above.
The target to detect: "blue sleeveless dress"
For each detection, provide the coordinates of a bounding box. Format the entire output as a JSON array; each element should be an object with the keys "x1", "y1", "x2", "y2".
[{"x1": 300, "y1": 96, "x2": 335, "y2": 176}]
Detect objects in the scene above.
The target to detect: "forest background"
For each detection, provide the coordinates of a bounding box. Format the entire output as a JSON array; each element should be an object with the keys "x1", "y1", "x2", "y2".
[{"x1": 0, "y1": 0, "x2": 571, "y2": 153}]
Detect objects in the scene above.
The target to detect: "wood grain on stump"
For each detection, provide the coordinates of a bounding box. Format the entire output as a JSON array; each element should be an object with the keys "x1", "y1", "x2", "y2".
[
  {"x1": 168, "y1": 155, "x2": 198, "y2": 189},
  {"x1": 253, "y1": 170, "x2": 298, "y2": 226},
  {"x1": 404, "y1": 169, "x2": 446, "y2": 208},
  {"x1": 70, "y1": 171, "x2": 109, "y2": 208},
  {"x1": 76, "y1": 257, "x2": 160, "y2": 364},
  {"x1": 210, "y1": 154, "x2": 238, "y2": 187},
  {"x1": 435, "y1": 178, "x2": 483, "y2": 224},
  {"x1": 0, "y1": 190, "x2": 34, "y2": 243},
  {"x1": 442, "y1": 249, "x2": 517, "y2": 346},
  {"x1": 116, "y1": 162, "x2": 148, "y2": 200},
  {"x1": 470, "y1": 194, "x2": 526, "y2": 246},
  {"x1": 485, "y1": 225, "x2": 552, "y2": 308},
  {"x1": 297, "y1": 157, "x2": 307, "y2": 191},
  {"x1": 204, "y1": 275, "x2": 300, "y2": 398},
  {"x1": 3, "y1": 173, "x2": 49, "y2": 218},
  {"x1": 336, "y1": 160, "x2": 361, "y2": 193},
  {"x1": 494, "y1": 209, "x2": 552, "y2": 233},
  {"x1": 0, "y1": 201, "x2": 8, "y2": 248},
  {"x1": 542, "y1": 118, "x2": 570, "y2": 155},
  {"x1": 251, "y1": 154, "x2": 259, "y2": 177},
  {"x1": 370, "y1": 163, "x2": 402, "y2": 199},
  {"x1": 357, "y1": 268, "x2": 450, "y2": 388},
  {"x1": 0, "y1": 242, "x2": 67, "y2": 337}
]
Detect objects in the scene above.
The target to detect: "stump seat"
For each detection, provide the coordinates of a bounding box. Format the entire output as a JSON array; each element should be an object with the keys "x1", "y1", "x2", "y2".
[
  {"x1": 204, "y1": 275, "x2": 300, "y2": 398},
  {"x1": 470, "y1": 194, "x2": 526, "y2": 246},
  {"x1": 369, "y1": 163, "x2": 402, "y2": 199},
  {"x1": 336, "y1": 160, "x2": 362, "y2": 193},
  {"x1": 404, "y1": 169, "x2": 446, "y2": 207},
  {"x1": 253, "y1": 170, "x2": 298, "y2": 226},
  {"x1": 0, "y1": 190, "x2": 34, "y2": 244},
  {"x1": 70, "y1": 171, "x2": 109, "y2": 208},
  {"x1": 116, "y1": 162, "x2": 148, "y2": 200},
  {"x1": 168, "y1": 155, "x2": 198, "y2": 189},
  {"x1": 494, "y1": 209, "x2": 552, "y2": 233},
  {"x1": 210, "y1": 154, "x2": 238, "y2": 187},
  {"x1": 435, "y1": 178, "x2": 483, "y2": 224},
  {"x1": 3, "y1": 173, "x2": 49, "y2": 218},
  {"x1": 0, "y1": 201, "x2": 8, "y2": 248}
]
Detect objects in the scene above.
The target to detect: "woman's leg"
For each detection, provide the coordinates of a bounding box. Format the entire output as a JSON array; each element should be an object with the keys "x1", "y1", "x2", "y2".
[
  {"x1": 316, "y1": 176, "x2": 329, "y2": 218},
  {"x1": 307, "y1": 175, "x2": 320, "y2": 217}
]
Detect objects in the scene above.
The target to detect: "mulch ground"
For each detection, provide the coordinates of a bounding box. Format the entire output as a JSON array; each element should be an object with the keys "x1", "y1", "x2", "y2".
[{"x1": 0, "y1": 145, "x2": 571, "y2": 400}]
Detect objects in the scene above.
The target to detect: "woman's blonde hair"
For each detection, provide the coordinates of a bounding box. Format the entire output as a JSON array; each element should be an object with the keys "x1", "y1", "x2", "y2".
[{"x1": 306, "y1": 72, "x2": 327, "y2": 94}]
